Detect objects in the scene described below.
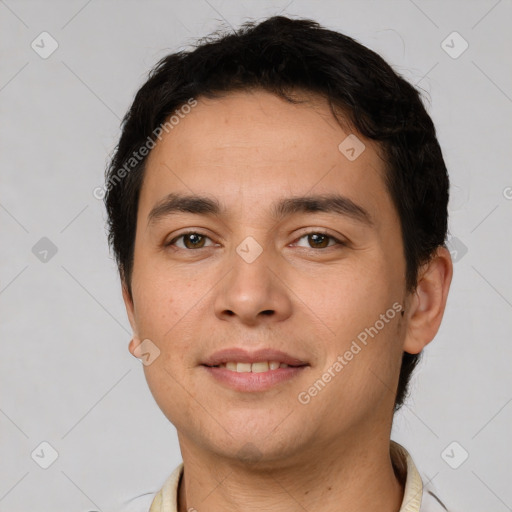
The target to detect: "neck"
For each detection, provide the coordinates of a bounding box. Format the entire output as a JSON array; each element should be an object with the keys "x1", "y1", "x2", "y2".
[{"x1": 176, "y1": 432, "x2": 405, "y2": 512}]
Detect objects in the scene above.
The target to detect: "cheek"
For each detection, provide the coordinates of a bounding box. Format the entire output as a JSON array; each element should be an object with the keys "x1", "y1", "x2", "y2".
[
  {"x1": 304, "y1": 257, "x2": 404, "y2": 385},
  {"x1": 131, "y1": 261, "x2": 211, "y2": 375},
  {"x1": 133, "y1": 263, "x2": 199, "y2": 337},
  {"x1": 300, "y1": 257, "x2": 395, "y2": 334},
  {"x1": 143, "y1": 361, "x2": 194, "y2": 430}
]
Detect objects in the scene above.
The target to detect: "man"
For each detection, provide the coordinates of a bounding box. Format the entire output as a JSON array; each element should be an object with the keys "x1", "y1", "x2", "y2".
[{"x1": 105, "y1": 16, "x2": 453, "y2": 512}]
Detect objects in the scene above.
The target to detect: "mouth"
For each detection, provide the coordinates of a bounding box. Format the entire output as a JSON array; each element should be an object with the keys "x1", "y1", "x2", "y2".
[
  {"x1": 202, "y1": 347, "x2": 308, "y2": 367},
  {"x1": 201, "y1": 348, "x2": 309, "y2": 392},
  {"x1": 203, "y1": 361, "x2": 306, "y2": 372}
]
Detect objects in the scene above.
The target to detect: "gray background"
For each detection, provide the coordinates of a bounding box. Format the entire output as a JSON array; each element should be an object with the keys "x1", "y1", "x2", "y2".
[{"x1": 1, "y1": 0, "x2": 511, "y2": 511}]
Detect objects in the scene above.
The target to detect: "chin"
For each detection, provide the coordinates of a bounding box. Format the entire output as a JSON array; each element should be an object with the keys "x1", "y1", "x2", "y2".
[{"x1": 208, "y1": 429, "x2": 307, "y2": 467}]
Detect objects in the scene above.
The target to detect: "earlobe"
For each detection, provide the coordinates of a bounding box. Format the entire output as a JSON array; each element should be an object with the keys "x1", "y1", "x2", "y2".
[
  {"x1": 403, "y1": 247, "x2": 453, "y2": 355},
  {"x1": 129, "y1": 336, "x2": 142, "y2": 358}
]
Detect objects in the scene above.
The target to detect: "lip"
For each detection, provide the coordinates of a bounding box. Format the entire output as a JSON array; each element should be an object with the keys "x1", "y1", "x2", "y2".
[
  {"x1": 201, "y1": 348, "x2": 309, "y2": 393},
  {"x1": 201, "y1": 347, "x2": 309, "y2": 367},
  {"x1": 202, "y1": 365, "x2": 308, "y2": 392}
]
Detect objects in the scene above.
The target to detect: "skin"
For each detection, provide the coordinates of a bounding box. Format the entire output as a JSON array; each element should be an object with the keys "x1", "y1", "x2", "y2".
[{"x1": 122, "y1": 88, "x2": 453, "y2": 512}]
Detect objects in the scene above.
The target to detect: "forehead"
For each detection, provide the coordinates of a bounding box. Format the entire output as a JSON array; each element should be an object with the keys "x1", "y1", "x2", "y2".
[{"x1": 139, "y1": 89, "x2": 390, "y2": 222}]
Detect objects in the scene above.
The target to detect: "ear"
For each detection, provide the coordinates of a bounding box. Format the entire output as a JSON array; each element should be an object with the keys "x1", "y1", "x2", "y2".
[
  {"x1": 121, "y1": 281, "x2": 141, "y2": 357},
  {"x1": 403, "y1": 246, "x2": 453, "y2": 354}
]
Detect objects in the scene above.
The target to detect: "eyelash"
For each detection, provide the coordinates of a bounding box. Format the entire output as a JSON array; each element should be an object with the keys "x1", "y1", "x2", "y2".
[{"x1": 166, "y1": 230, "x2": 346, "y2": 251}]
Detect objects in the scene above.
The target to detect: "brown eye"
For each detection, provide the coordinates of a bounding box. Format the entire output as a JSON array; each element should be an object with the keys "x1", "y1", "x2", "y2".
[
  {"x1": 293, "y1": 232, "x2": 343, "y2": 249},
  {"x1": 183, "y1": 233, "x2": 206, "y2": 249},
  {"x1": 307, "y1": 233, "x2": 330, "y2": 248},
  {"x1": 168, "y1": 232, "x2": 213, "y2": 250}
]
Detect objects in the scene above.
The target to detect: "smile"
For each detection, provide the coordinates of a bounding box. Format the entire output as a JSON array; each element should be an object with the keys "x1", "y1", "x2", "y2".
[
  {"x1": 209, "y1": 361, "x2": 297, "y2": 372},
  {"x1": 202, "y1": 363, "x2": 308, "y2": 392}
]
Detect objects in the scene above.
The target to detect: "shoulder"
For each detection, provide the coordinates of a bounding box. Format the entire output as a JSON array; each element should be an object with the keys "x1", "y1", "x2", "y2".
[
  {"x1": 392, "y1": 441, "x2": 450, "y2": 512},
  {"x1": 115, "y1": 463, "x2": 183, "y2": 512},
  {"x1": 421, "y1": 484, "x2": 450, "y2": 512},
  {"x1": 116, "y1": 491, "x2": 158, "y2": 512}
]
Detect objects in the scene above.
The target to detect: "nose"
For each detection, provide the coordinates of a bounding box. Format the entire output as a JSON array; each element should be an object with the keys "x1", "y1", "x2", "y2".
[{"x1": 213, "y1": 244, "x2": 293, "y2": 327}]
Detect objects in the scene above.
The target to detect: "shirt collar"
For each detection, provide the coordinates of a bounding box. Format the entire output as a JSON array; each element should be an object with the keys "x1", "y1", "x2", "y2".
[
  {"x1": 149, "y1": 441, "x2": 424, "y2": 512},
  {"x1": 392, "y1": 441, "x2": 424, "y2": 511}
]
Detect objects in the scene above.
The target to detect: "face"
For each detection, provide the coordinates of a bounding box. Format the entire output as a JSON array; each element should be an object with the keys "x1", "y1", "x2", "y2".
[{"x1": 124, "y1": 89, "x2": 412, "y2": 466}]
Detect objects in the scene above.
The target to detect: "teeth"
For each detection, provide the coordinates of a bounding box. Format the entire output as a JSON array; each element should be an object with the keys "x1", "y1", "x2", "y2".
[
  {"x1": 217, "y1": 361, "x2": 290, "y2": 372},
  {"x1": 236, "y1": 362, "x2": 252, "y2": 373},
  {"x1": 251, "y1": 362, "x2": 269, "y2": 373}
]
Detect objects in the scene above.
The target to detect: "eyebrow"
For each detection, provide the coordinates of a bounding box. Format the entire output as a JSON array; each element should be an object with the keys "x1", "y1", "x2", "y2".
[{"x1": 147, "y1": 192, "x2": 373, "y2": 227}]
